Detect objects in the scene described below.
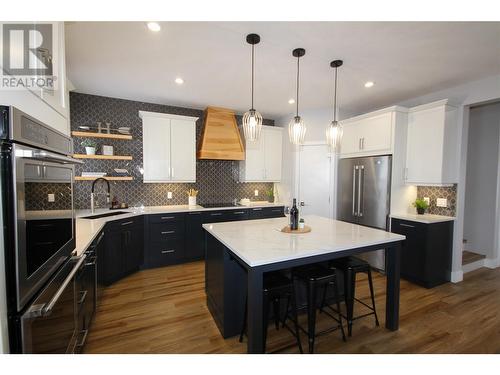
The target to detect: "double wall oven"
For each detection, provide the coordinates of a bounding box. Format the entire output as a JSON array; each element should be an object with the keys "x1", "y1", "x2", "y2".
[{"x1": 1, "y1": 106, "x2": 84, "y2": 353}]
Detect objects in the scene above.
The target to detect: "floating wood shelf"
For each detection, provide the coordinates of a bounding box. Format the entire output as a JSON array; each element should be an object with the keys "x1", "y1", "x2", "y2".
[
  {"x1": 75, "y1": 176, "x2": 134, "y2": 181},
  {"x1": 73, "y1": 154, "x2": 133, "y2": 160},
  {"x1": 71, "y1": 131, "x2": 132, "y2": 140}
]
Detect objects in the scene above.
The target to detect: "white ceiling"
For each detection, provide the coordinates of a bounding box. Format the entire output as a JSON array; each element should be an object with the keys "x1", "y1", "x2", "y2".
[{"x1": 65, "y1": 22, "x2": 500, "y2": 119}]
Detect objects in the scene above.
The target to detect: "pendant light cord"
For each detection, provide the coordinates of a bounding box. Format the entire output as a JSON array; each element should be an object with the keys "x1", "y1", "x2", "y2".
[
  {"x1": 251, "y1": 43, "x2": 254, "y2": 110},
  {"x1": 296, "y1": 55, "x2": 300, "y2": 117},
  {"x1": 333, "y1": 66, "x2": 338, "y2": 122}
]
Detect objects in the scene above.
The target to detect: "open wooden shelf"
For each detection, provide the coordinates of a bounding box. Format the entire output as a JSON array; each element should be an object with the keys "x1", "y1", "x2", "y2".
[
  {"x1": 71, "y1": 131, "x2": 132, "y2": 140},
  {"x1": 75, "y1": 176, "x2": 134, "y2": 181},
  {"x1": 73, "y1": 154, "x2": 133, "y2": 160}
]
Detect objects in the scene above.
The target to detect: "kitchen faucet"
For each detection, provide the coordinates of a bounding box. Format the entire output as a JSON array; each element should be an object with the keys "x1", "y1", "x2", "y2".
[{"x1": 90, "y1": 177, "x2": 111, "y2": 213}]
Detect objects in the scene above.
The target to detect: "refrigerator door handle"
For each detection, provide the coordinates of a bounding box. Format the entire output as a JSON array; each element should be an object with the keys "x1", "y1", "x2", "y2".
[
  {"x1": 352, "y1": 165, "x2": 358, "y2": 216},
  {"x1": 357, "y1": 166, "x2": 364, "y2": 217}
]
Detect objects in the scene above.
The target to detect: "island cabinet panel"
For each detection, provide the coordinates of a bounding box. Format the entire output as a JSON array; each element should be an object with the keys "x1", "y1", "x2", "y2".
[
  {"x1": 205, "y1": 232, "x2": 246, "y2": 338},
  {"x1": 391, "y1": 218, "x2": 453, "y2": 288},
  {"x1": 102, "y1": 217, "x2": 144, "y2": 285}
]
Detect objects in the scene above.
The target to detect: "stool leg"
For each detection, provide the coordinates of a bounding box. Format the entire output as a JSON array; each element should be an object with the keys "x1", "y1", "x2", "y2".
[
  {"x1": 332, "y1": 276, "x2": 346, "y2": 342},
  {"x1": 345, "y1": 269, "x2": 356, "y2": 337},
  {"x1": 367, "y1": 268, "x2": 379, "y2": 326},
  {"x1": 307, "y1": 279, "x2": 317, "y2": 354},
  {"x1": 290, "y1": 285, "x2": 303, "y2": 354},
  {"x1": 239, "y1": 298, "x2": 248, "y2": 343},
  {"x1": 319, "y1": 283, "x2": 328, "y2": 313},
  {"x1": 282, "y1": 294, "x2": 291, "y2": 328},
  {"x1": 262, "y1": 291, "x2": 270, "y2": 353},
  {"x1": 273, "y1": 297, "x2": 281, "y2": 330}
]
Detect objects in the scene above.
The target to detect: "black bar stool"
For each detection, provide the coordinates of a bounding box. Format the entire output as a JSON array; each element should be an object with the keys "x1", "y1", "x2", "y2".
[
  {"x1": 323, "y1": 256, "x2": 379, "y2": 337},
  {"x1": 291, "y1": 265, "x2": 346, "y2": 353},
  {"x1": 239, "y1": 272, "x2": 303, "y2": 354}
]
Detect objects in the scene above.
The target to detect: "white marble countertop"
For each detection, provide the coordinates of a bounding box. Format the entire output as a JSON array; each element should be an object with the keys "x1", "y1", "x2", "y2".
[
  {"x1": 202, "y1": 215, "x2": 405, "y2": 267},
  {"x1": 390, "y1": 213, "x2": 455, "y2": 224},
  {"x1": 74, "y1": 202, "x2": 285, "y2": 257}
]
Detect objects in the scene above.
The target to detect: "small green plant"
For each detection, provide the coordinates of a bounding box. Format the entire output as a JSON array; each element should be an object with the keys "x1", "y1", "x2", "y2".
[
  {"x1": 265, "y1": 188, "x2": 274, "y2": 198},
  {"x1": 412, "y1": 198, "x2": 429, "y2": 210},
  {"x1": 81, "y1": 139, "x2": 97, "y2": 148},
  {"x1": 413, "y1": 198, "x2": 429, "y2": 214}
]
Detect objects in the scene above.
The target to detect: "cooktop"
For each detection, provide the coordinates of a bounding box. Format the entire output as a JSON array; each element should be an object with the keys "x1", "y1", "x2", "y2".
[{"x1": 201, "y1": 203, "x2": 239, "y2": 208}]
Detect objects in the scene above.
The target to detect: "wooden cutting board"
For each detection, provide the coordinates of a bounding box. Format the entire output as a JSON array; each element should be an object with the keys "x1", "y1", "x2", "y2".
[{"x1": 281, "y1": 225, "x2": 311, "y2": 234}]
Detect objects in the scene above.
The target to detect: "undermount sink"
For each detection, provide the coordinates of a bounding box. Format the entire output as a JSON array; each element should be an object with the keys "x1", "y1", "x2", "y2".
[{"x1": 81, "y1": 211, "x2": 129, "y2": 219}]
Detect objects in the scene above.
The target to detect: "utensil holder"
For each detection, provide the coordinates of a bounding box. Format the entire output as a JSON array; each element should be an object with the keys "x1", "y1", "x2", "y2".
[{"x1": 188, "y1": 196, "x2": 197, "y2": 207}]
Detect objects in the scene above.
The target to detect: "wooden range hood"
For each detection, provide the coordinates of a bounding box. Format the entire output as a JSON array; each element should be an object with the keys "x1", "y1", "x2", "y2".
[{"x1": 197, "y1": 106, "x2": 245, "y2": 160}]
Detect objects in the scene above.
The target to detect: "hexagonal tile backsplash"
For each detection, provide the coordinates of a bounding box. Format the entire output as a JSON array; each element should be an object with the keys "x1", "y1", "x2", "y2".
[
  {"x1": 70, "y1": 93, "x2": 275, "y2": 209},
  {"x1": 417, "y1": 185, "x2": 457, "y2": 216}
]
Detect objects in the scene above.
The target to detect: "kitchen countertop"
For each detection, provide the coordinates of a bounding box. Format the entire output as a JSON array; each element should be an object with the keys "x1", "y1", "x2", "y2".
[
  {"x1": 202, "y1": 215, "x2": 405, "y2": 267},
  {"x1": 390, "y1": 213, "x2": 456, "y2": 224},
  {"x1": 74, "y1": 202, "x2": 285, "y2": 257}
]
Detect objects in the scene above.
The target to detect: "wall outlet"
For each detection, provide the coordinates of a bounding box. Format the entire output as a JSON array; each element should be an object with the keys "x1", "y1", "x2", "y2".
[
  {"x1": 167, "y1": 192, "x2": 172, "y2": 199},
  {"x1": 254, "y1": 189, "x2": 259, "y2": 197},
  {"x1": 436, "y1": 198, "x2": 447, "y2": 207},
  {"x1": 48, "y1": 193, "x2": 55, "y2": 202},
  {"x1": 423, "y1": 197, "x2": 430, "y2": 206}
]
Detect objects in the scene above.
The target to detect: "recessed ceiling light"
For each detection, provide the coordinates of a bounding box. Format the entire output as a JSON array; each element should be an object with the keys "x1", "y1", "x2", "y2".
[
  {"x1": 288, "y1": 98, "x2": 295, "y2": 104},
  {"x1": 364, "y1": 81, "x2": 374, "y2": 88},
  {"x1": 147, "y1": 22, "x2": 161, "y2": 32},
  {"x1": 175, "y1": 77, "x2": 184, "y2": 85}
]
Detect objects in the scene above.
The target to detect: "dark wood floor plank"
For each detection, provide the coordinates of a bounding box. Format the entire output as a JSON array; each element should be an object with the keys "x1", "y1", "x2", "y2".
[{"x1": 84, "y1": 261, "x2": 500, "y2": 354}]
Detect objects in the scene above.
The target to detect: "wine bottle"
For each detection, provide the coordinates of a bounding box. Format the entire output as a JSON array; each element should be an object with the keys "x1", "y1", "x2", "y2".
[{"x1": 290, "y1": 198, "x2": 299, "y2": 230}]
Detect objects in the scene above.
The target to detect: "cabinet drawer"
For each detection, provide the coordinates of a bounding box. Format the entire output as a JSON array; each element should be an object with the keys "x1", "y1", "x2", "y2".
[
  {"x1": 148, "y1": 241, "x2": 183, "y2": 267},
  {"x1": 107, "y1": 216, "x2": 143, "y2": 230},
  {"x1": 228, "y1": 210, "x2": 249, "y2": 221},
  {"x1": 262, "y1": 206, "x2": 284, "y2": 218},
  {"x1": 150, "y1": 222, "x2": 184, "y2": 242},
  {"x1": 203, "y1": 210, "x2": 230, "y2": 223},
  {"x1": 149, "y1": 212, "x2": 185, "y2": 223}
]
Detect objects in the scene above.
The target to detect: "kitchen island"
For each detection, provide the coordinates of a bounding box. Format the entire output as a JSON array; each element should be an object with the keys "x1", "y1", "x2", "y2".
[{"x1": 203, "y1": 215, "x2": 405, "y2": 353}]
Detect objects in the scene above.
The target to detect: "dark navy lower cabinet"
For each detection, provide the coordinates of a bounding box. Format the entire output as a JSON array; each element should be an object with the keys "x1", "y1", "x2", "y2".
[{"x1": 391, "y1": 218, "x2": 453, "y2": 288}]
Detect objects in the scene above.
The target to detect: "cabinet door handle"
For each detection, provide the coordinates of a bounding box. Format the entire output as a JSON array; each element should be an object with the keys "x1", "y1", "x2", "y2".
[
  {"x1": 77, "y1": 290, "x2": 88, "y2": 305},
  {"x1": 271, "y1": 209, "x2": 282, "y2": 212},
  {"x1": 188, "y1": 212, "x2": 201, "y2": 215},
  {"x1": 161, "y1": 249, "x2": 175, "y2": 254},
  {"x1": 95, "y1": 231, "x2": 105, "y2": 246},
  {"x1": 210, "y1": 213, "x2": 222, "y2": 216},
  {"x1": 161, "y1": 216, "x2": 175, "y2": 220},
  {"x1": 399, "y1": 223, "x2": 415, "y2": 228},
  {"x1": 233, "y1": 211, "x2": 245, "y2": 214},
  {"x1": 121, "y1": 221, "x2": 134, "y2": 226},
  {"x1": 161, "y1": 230, "x2": 175, "y2": 234},
  {"x1": 361, "y1": 137, "x2": 365, "y2": 150},
  {"x1": 76, "y1": 329, "x2": 89, "y2": 349},
  {"x1": 252, "y1": 208, "x2": 262, "y2": 211}
]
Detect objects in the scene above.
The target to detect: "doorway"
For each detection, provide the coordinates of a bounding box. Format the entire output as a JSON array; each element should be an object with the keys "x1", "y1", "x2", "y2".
[
  {"x1": 297, "y1": 143, "x2": 333, "y2": 218},
  {"x1": 462, "y1": 101, "x2": 500, "y2": 271}
]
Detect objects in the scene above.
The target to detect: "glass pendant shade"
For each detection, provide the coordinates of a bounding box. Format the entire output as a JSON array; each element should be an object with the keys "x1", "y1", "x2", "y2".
[
  {"x1": 242, "y1": 108, "x2": 263, "y2": 141},
  {"x1": 288, "y1": 115, "x2": 306, "y2": 145},
  {"x1": 326, "y1": 120, "x2": 343, "y2": 152}
]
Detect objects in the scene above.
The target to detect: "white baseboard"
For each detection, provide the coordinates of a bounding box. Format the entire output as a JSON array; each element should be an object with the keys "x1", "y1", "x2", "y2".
[
  {"x1": 484, "y1": 257, "x2": 500, "y2": 268},
  {"x1": 450, "y1": 269, "x2": 464, "y2": 283},
  {"x1": 462, "y1": 259, "x2": 486, "y2": 274}
]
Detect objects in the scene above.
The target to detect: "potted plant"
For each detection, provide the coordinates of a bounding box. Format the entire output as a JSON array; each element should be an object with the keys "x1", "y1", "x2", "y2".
[
  {"x1": 265, "y1": 188, "x2": 274, "y2": 203},
  {"x1": 81, "y1": 139, "x2": 97, "y2": 155},
  {"x1": 413, "y1": 198, "x2": 429, "y2": 215}
]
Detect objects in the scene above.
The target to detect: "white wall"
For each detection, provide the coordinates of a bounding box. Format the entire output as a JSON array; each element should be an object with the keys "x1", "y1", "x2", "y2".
[{"x1": 463, "y1": 102, "x2": 500, "y2": 258}]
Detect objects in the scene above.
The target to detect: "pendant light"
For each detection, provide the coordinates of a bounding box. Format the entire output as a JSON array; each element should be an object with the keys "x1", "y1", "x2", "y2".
[
  {"x1": 326, "y1": 59, "x2": 343, "y2": 153},
  {"x1": 288, "y1": 48, "x2": 307, "y2": 145},
  {"x1": 242, "y1": 33, "x2": 263, "y2": 142}
]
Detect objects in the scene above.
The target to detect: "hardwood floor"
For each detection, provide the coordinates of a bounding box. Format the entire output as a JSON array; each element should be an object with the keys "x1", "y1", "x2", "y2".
[
  {"x1": 462, "y1": 250, "x2": 486, "y2": 265},
  {"x1": 84, "y1": 261, "x2": 500, "y2": 354}
]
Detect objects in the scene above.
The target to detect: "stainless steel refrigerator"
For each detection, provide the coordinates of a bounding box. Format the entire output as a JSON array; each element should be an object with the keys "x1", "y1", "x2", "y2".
[{"x1": 337, "y1": 155, "x2": 392, "y2": 271}]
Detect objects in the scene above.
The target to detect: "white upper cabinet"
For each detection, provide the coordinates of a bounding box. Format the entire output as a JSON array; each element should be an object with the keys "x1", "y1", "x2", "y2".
[
  {"x1": 240, "y1": 125, "x2": 283, "y2": 182},
  {"x1": 405, "y1": 100, "x2": 458, "y2": 185},
  {"x1": 140, "y1": 111, "x2": 198, "y2": 183},
  {"x1": 340, "y1": 107, "x2": 406, "y2": 158}
]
